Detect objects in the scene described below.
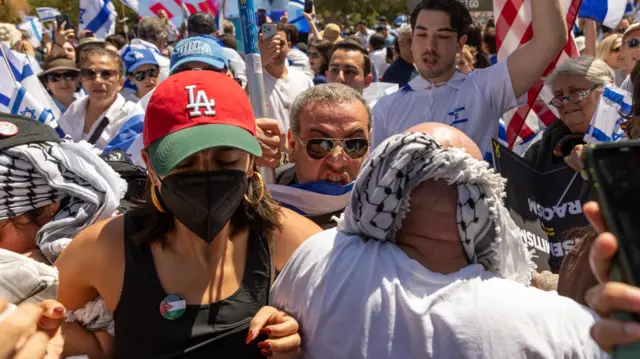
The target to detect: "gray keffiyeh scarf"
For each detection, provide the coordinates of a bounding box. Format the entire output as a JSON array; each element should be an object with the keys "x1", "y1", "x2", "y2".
[
  {"x1": 337, "y1": 132, "x2": 535, "y2": 284},
  {"x1": 0, "y1": 141, "x2": 127, "y2": 263}
]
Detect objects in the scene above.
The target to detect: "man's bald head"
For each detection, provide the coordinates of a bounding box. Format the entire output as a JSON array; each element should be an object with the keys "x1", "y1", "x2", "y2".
[{"x1": 405, "y1": 123, "x2": 483, "y2": 160}]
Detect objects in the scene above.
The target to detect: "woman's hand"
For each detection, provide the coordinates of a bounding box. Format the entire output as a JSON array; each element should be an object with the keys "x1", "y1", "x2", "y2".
[
  {"x1": 53, "y1": 22, "x2": 75, "y2": 47},
  {"x1": 583, "y1": 201, "x2": 640, "y2": 352},
  {"x1": 247, "y1": 306, "x2": 301, "y2": 359},
  {"x1": 0, "y1": 299, "x2": 65, "y2": 359}
]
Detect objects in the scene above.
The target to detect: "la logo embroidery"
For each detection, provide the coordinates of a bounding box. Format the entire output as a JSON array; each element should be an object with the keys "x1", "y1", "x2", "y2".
[{"x1": 185, "y1": 85, "x2": 216, "y2": 117}]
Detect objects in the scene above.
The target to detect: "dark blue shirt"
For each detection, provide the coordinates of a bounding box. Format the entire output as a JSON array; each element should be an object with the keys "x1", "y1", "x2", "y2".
[{"x1": 381, "y1": 57, "x2": 415, "y2": 87}]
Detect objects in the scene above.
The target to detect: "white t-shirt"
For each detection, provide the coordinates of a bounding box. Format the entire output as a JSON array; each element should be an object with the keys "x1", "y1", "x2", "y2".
[
  {"x1": 271, "y1": 229, "x2": 609, "y2": 359},
  {"x1": 59, "y1": 94, "x2": 138, "y2": 150},
  {"x1": 263, "y1": 67, "x2": 313, "y2": 134},
  {"x1": 372, "y1": 62, "x2": 525, "y2": 156},
  {"x1": 370, "y1": 48, "x2": 389, "y2": 79},
  {"x1": 356, "y1": 29, "x2": 375, "y2": 48}
]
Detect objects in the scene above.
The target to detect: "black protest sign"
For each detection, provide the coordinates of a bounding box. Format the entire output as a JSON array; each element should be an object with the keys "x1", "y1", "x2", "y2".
[{"x1": 491, "y1": 139, "x2": 589, "y2": 273}]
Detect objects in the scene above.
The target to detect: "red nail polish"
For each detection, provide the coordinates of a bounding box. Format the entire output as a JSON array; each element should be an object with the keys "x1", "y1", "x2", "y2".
[
  {"x1": 53, "y1": 307, "x2": 65, "y2": 314},
  {"x1": 259, "y1": 327, "x2": 271, "y2": 336},
  {"x1": 257, "y1": 341, "x2": 271, "y2": 350},
  {"x1": 246, "y1": 330, "x2": 255, "y2": 344},
  {"x1": 261, "y1": 349, "x2": 272, "y2": 357}
]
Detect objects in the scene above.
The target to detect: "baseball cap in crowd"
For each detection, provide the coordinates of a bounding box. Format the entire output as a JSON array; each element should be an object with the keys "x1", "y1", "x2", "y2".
[
  {"x1": 0, "y1": 113, "x2": 61, "y2": 152},
  {"x1": 123, "y1": 48, "x2": 159, "y2": 73},
  {"x1": 144, "y1": 71, "x2": 261, "y2": 176},
  {"x1": 170, "y1": 36, "x2": 229, "y2": 73},
  {"x1": 187, "y1": 12, "x2": 217, "y2": 35},
  {"x1": 320, "y1": 23, "x2": 343, "y2": 44}
]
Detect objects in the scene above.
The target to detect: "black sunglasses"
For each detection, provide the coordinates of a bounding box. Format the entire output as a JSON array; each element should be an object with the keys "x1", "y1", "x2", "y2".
[
  {"x1": 627, "y1": 38, "x2": 640, "y2": 49},
  {"x1": 296, "y1": 136, "x2": 369, "y2": 160},
  {"x1": 80, "y1": 68, "x2": 119, "y2": 81},
  {"x1": 131, "y1": 68, "x2": 159, "y2": 81},
  {"x1": 46, "y1": 71, "x2": 79, "y2": 83}
]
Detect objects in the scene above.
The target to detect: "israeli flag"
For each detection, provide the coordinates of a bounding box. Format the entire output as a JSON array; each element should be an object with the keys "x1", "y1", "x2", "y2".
[
  {"x1": 579, "y1": 0, "x2": 627, "y2": 28},
  {"x1": 0, "y1": 44, "x2": 64, "y2": 137},
  {"x1": 584, "y1": 83, "x2": 631, "y2": 144},
  {"x1": 79, "y1": 0, "x2": 117, "y2": 40},
  {"x1": 267, "y1": 181, "x2": 354, "y2": 216},
  {"x1": 17, "y1": 17, "x2": 43, "y2": 48},
  {"x1": 286, "y1": 0, "x2": 310, "y2": 33},
  {"x1": 104, "y1": 105, "x2": 145, "y2": 155},
  {"x1": 36, "y1": 7, "x2": 61, "y2": 23}
]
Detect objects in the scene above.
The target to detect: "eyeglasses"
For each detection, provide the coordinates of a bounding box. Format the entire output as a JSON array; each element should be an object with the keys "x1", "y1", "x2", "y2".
[
  {"x1": 612, "y1": 47, "x2": 622, "y2": 53},
  {"x1": 80, "y1": 68, "x2": 119, "y2": 81},
  {"x1": 296, "y1": 135, "x2": 369, "y2": 160},
  {"x1": 627, "y1": 38, "x2": 640, "y2": 49},
  {"x1": 46, "y1": 71, "x2": 78, "y2": 83},
  {"x1": 131, "y1": 68, "x2": 159, "y2": 81},
  {"x1": 548, "y1": 85, "x2": 599, "y2": 108},
  {"x1": 308, "y1": 51, "x2": 321, "y2": 59}
]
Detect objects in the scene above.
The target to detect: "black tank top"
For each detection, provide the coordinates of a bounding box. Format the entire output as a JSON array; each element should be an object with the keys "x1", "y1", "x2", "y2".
[{"x1": 113, "y1": 213, "x2": 272, "y2": 358}]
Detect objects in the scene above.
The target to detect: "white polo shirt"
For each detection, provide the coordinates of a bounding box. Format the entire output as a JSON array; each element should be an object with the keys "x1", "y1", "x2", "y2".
[{"x1": 371, "y1": 61, "x2": 525, "y2": 156}]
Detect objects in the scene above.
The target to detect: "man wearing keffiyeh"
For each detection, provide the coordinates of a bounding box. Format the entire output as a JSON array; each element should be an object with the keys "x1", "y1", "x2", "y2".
[
  {"x1": 270, "y1": 123, "x2": 608, "y2": 359},
  {"x1": 0, "y1": 113, "x2": 125, "y2": 338}
]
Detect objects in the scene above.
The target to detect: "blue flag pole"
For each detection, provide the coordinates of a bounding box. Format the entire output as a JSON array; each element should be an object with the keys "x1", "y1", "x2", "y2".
[{"x1": 238, "y1": 0, "x2": 276, "y2": 184}]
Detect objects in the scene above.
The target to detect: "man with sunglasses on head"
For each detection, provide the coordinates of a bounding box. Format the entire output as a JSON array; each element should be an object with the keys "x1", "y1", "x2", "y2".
[
  {"x1": 267, "y1": 84, "x2": 370, "y2": 229},
  {"x1": 39, "y1": 56, "x2": 82, "y2": 113},
  {"x1": 122, "y1": 48, "x2": 160, "y2": 103}
]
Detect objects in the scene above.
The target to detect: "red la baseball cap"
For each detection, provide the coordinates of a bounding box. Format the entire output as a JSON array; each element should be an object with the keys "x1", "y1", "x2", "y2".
[{"x1": 143, "y1": 71, "x2": 261, "y2": 176}]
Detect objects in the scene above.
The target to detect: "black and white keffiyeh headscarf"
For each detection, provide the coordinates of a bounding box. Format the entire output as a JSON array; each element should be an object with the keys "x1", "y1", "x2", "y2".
[
  {"x1": 0, "y1": 140, "x2": 127, "y2": 263},
  {"x1": 338, "y1": 132, "x2": 535, "y2": 284}
]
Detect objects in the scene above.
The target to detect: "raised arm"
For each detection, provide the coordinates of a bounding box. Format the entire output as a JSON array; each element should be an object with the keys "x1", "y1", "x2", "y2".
[
  {"x1": 507, "y1": 0, "x2": 568, "y2": 98},
  {"x1": 583, "y1": 19, "x2": 598, "y2": 57}
]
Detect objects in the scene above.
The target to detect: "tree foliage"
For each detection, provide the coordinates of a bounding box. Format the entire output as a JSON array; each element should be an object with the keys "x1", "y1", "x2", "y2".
[{"x1": 316, "y1": 0, "x2": 408, "y2": 26}]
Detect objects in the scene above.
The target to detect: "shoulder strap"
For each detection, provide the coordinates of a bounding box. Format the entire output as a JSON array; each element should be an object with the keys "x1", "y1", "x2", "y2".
[{"x1": 88, "y1": 117, "x2": 110, "y2": 145}]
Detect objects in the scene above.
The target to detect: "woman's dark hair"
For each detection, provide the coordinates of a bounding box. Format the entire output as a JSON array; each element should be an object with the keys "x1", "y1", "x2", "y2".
[
  {"x1": 311, "y1": 40, "x2": 334, "y2": 76},
  {"x1": 465, "y1": 22, "x2": 483, "y2": 49},
  {"x1": 285, "y1": 24, "x2": 300, "y2": 46},
  {"x1": 218, "y1": 34, "x2": 238, "y2": 51},
  {"x1": 131, "y1": 164, "x2": 282, "y2": 246},
  {"x1": 368, "y1": 34, "x2": 386, "y2": 51},
  {"x1": 78, "y1": 46, "x2": 124, "y2": 74},
  {"x1": 483, "y1": 27, "x2": 497, "y2": 55},
  {"x1": 410, "y1": 0, "x2": 472, "y2": 39},
  {"x1": 105, "y1": 34, "x2": 127, "y2": 50}
]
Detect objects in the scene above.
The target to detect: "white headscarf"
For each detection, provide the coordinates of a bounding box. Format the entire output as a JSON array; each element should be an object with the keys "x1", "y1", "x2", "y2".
[{"x1": 338, "y1": 132, "x2": 535, "y2": 284}]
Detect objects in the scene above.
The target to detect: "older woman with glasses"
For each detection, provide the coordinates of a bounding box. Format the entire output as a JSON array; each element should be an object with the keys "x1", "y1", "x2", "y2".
[
  {"x1": 524, "y1": 56, "x2": 614, "y2": 171},
  {"x1": 58, "y1": 47, "x2": 138, "y2": 150}
]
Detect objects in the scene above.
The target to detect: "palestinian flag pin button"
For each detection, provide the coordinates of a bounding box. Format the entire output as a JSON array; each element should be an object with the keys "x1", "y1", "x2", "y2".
[{"x1": 160, "y1": 294, "x2": 186, "y2": 320}]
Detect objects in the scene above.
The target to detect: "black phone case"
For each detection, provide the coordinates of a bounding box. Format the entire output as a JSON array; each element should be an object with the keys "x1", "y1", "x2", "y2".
[{"x1": 586, "y1": 144, "x2": 640, "y2": 357}]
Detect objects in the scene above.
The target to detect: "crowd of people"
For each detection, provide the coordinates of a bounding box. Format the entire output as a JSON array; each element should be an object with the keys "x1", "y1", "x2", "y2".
[{"x1": 1, "y1": 0, "x2": 640, "y2": 357}]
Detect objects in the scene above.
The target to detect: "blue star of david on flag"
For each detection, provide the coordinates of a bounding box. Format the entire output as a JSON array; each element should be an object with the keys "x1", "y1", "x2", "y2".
[{"x1": 20, "y1": 107, "x2": 36, "y2": 119}]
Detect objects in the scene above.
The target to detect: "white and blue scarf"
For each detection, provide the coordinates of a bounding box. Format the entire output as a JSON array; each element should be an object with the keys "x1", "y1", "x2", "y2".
[{"x1": 267, "y1": 181, "x2": 353, "y2": 217}]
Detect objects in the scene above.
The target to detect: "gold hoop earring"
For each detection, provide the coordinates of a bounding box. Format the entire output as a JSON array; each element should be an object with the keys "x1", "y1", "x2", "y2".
[
  {"x1": 244, "y1": 172, "x2": 265, "y2": 206},
  {"x1": 150, "y1": 186, "x2": 166, "y2": 213}
]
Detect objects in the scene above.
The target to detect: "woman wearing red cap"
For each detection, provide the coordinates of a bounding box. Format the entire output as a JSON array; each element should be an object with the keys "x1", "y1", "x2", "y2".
[{"x1": 54, "y1": 71, "x2": 321, "y2": 358}]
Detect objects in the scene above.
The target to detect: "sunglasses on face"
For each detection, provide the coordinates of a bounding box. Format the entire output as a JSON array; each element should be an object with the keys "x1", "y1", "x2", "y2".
[
  {"x1": 308, "y1": 51, "x2": 321, "y2": 59},
  {"x1": 297, "y1": 135, "x2": 369, "y2": 160},
  {"x1": 548, "y1": 85, "x2": 599, "y2": 108},
  {"x1": 46, "y1": 71, "x2": 78, "y2": 83},
  {"x1": 612, "y1": 47, "x2": 622, "y2": 53},
  {"x1": 627, "y1": 38, "x2": 640, "y2": 49},
  {"x1": 131, "y1": 68, "x2": 159, "y2": 81},
  {"x1": 80, "y1": 68, "x2": 119, "y2": 81}
]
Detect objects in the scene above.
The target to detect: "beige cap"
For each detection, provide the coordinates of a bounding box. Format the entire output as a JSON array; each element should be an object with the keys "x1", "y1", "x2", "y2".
[
  {"x1": 320, "y1": 23, "x2": 343, "y2": 44},
  {"x1": 623, "y1": 23, "x2": 640, "y2": 40}
]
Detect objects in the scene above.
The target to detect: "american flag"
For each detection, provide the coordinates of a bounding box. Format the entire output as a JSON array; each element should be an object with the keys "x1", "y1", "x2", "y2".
[{"x1": 494, "y1": 0, "x2": 582, "y2": 150}]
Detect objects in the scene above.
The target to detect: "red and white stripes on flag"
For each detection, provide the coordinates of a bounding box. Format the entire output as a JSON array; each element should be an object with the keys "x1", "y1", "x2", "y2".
[{"x1": 494, "y1": 0, "x2": 582, "y2": 149}]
